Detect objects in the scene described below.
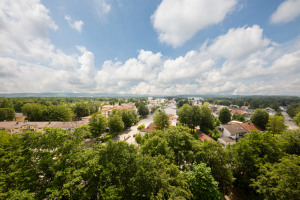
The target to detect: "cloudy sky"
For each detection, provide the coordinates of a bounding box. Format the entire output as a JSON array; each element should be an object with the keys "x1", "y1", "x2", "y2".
[{"x1": 0, "y1": 0, "x2": 300, "y2": 95}]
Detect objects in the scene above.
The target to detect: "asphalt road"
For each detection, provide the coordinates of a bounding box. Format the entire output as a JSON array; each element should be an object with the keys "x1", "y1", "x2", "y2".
[
  {"x1": 282, "y1": 111, "x2": 299, "y2": 130},
  {"x1": 112, "y1": 114, "x2": 154, "y2": 145}
]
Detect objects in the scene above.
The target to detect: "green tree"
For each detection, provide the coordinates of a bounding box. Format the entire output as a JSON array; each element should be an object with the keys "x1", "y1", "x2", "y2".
[
  {"x1": 218, "y1": 107, "x2": 231, "y2": 124},
  {"x1": 251, "y1": 155, "x2": 300, "y2": 200},
  {"x1": 109, "y1": 113, "x2": 124, "y2": 133},
  {"x1": 137, "y1": 124, "x2": 145, "y2": 131},
  {"x1": 250, "y1": 108, "x2": 269, "y2": 130},
  {"x1": 194, "y1": 141, "x2": 233, "y2": 194},
  {"x1": 228, "y1": 131, "x2": 283, "y2": 194},
  {"x1": 44, "y1": 105, "x2": 74, "y2": 121},
  {"x1": 279, "y1": 129, "x2": 300, "y2": 155},
  {"x1": 267, "y1": 115, "x2": 286, "y2": 136},
  {"x1": 177, "y1": 104, "x2": 192, "y2": 126},
  {"x1": 232, "y1": 113, "x2": 245, "y2": 122},
  {"x1": 200, "y1": 105, "x2": 215, "y2": 130},
  {"x1": 185, "y1": 163, "x2": 222, "y2": 200},
  {"x1": 89, "y1": 114, "x2": 107, "y2": 138},
  {"x1": 73, "y1": 102, "x2": 90, "y2": 119},
  {"x1": 153, "y1": 109, "x2": 169, "y2": 130},
  {"x1": 138, "y1": 103, "x2": 149, "y2": 118},
  {"x1": 293, "y1": 112, "x2": 300, "y2": 126},
  {"x1": 0, "y1": 108, "x2": 15, "y2": 121},
  {"x1": 22, "y1": 103, "x2": 45, "y2": 121},
  {"x1": 121, "y1": 109, "x2": 137, "y2": 128}
]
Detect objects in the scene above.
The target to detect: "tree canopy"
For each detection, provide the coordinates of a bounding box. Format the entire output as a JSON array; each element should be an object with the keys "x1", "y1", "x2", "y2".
[
  {"x1": 218, "y1": 107, "x2": 231, "y2": 124},
  {"x1": 153, "y1": 109, "x2": 169, "y2": 130},
  {"x1": 250, "y1": 108, "x2": 269, "y2": 130}
]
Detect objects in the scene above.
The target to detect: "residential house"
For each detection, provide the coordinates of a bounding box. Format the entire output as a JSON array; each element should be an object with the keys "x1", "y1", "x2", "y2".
[
  {"x1": 14, "y1": 113, "x2": 26, "y2": 122},
  {"x1": 168, "y1": 114, "x2": 178, "y2": 126},
  {"x1": 100, "y1": 104, "x2": 137, "y2": 118},
  {"x1": 218, "y1": 137, "x2": 236, "y2": 146}
]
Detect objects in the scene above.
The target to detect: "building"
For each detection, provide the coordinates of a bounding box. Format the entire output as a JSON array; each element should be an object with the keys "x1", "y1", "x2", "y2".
[
  {"x1": 168, "y1": 114, "x2": 178, "y2": 126},
  {"x1": 0, "y1": 120, "x2": 89, "y2": 134},
  {"x1": 140, "y1": 123, "x2": 156, "y2": 133},
  {"x1": 218, "y1": 137, "x2": 236, "y2": 146},
  {"x1": 100, "y1": 104, "x2": 137, "y2": 118},
  {"x1": 14, "y1": 113, "x2": 26, "y2": 122}
]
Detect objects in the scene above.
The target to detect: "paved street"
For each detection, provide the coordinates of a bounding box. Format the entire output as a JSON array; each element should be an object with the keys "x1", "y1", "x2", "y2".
[
  {"x1": 112, "y1": 114, "x2": 153, "y2": 145},
  {"x1": 282, "y1": 111, "x2": 299, "y2": 130}
]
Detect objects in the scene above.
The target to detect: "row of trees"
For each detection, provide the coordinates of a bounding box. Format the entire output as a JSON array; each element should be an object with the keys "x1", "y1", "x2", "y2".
[{"x1": 0, "y1": 123, "x2": 299, "y2": 199}]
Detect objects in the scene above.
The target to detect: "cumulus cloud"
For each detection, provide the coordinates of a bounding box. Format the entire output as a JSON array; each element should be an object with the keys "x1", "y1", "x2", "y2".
[
  {"x1": 270, "y1": 0, "x2": 300, "y2": 23},
  {"x1": 0, "y1": 1, "x2": 299, "y2": 95},
  {"x1": 65, "y1": 15, "x2": 84, "y2": 32},
  {"x1": 151, "y1": 0, "x2": 237, "y2": 47}
]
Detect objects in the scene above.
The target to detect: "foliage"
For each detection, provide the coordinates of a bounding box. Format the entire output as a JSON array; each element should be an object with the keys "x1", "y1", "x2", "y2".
[
  {"x1": 267, "y1": 115, "x2": 286, "y2": 135},
  {"x1": 89, "y1": 114, "x2": 107, "y2": 138},
  {"x1": 228, "y1": 131, "x2": 283, "y2": 194},
  {"x1": 109, "y1": 113, "x2": 124, "y2": 133},
  {"x1": 137, "y1": 124, "x2": 145, "y2": 131},
  {"x1": 287, "y1": 102, "x2": 300, "y2": 118},
  {"x1": 0, "y1": 108, "x2": 15, "y2": 121},
  {"x1": 185, "y1": 163, "x2": 222, "y2": 200},
  {"x1": 153, "y1": 109, "x2": 169, "y2": 130},
  {"x1": 232, "y1": 113, "x2": 245, "y2": 122},
  {"x1": 43, "y1": 105, "x2": 74, "y2": 121},
  {"x1": 250, "y1": 108, "x2": 269, "y2": 130},
  {"x1": 251, "y1": 155, "x2": 300, "y2": 200},
  {"x1": 22, "y1": 103, "x2": 45, "y2": 121},
  {"x1": 293, "y1": 111, "x2": 300, "y2": 126},
  {"x1": 135, "y1": 133, "x2": 143, "y2": 144},
  {"x1": 278, "y1": 129, "x2": 300, "y2": 155},
  {"x1": 73, "y1": 102, "x2": 90, "y2": 119},
  {"x1": 199, "y1": 105, "x2": 215, "y2": 130},
  {"x1": 177, "y1": 99, "x2": 189, "y2": 108},
  {"x1": 140, "y1": 126, "x2": 233, "y2": 194},
  {"x1": 121, "y1": 109, "x2": 137, "y2": 128},
  {"x1": 137, "y1": 103, "x2": 149, "y2": 118},
  {"x1": 218, "y1": 107, "x2": 231, "y2": 124}
]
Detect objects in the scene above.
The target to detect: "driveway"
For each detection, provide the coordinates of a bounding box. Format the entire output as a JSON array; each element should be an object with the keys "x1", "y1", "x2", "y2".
[
  {"x1": 112, "y1": 114, "x2": 153, "y2": 145},
  {"x1": 282, "y1": 111, "x2": 299, "y2": 130}
]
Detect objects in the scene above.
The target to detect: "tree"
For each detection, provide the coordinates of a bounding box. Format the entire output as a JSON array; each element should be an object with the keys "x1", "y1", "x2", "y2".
[
  {"x1": 22, "y1": 103, "x2": 45, "y2": 121},
  {"x1": 199, "y1": 105, "x2": 215, "y2": 130},
  {"x1": 232, "y1": 113, "x2": 245, "y2": 122},
  {"x1": 228, "y1": 131, "x2": 283, "y2": 194},
  {"x1": 194, "y1": 141, "x2": 233, "y2": 194},
  {"x1": 279, "y1": 129, "x2": 300, "y2": 155},
  {"x1": 121, "y1": 109, "x2": 137, "y2": 128},
  {"x1": 185, "y1": 163, "x2": 222, "y2": 200},
  {"x1": 73, "y1": 102, "x2": 90, "y2": 119},
  {"x1": 153, "y1": 110, "x2": 169, "y2": 130},
  {"x1": 177, "y1": 104, "x2": 192, "y2": 126},
  {"x1": 0, "y1": 108, "x2": 15, "y2": 121},
  {"x1": 267, "y1": 115, "x2": 286, "y2": 136},
  {"x1": 43, "y1": 105, "x2": 74, "y2": 121},
  {"x1": 218, "y1": 107, "x2": 231, "y2": 124},
  {"x1": 138, "y1": 103, "x2": 149, "y2": 118},
  {"x1": 293, "y1": 112, "x2": 300, "y2": 126},
  {"x1": 251, "y1": 155, "x2": 300, "y2": 200},
  {"x1": 137, "y1": 124, "x2": 145, "y2": 131},
  {"x1": 89, "y1": 114, "x2": 107, "y2": 138},
  {"x1": 109, "y1": 113, "x2": 124, "y2": 133},
  {"x1": 250, "y1": 108, "x2": 269, "y2": 130}
]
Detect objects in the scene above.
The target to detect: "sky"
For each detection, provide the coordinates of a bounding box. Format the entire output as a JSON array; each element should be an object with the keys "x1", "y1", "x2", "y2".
[{"x1": 0, "y1": 0, "x2": 300, "y2": 95}]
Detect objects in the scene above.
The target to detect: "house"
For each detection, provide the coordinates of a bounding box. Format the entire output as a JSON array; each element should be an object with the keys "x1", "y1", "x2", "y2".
[
  {"x1": 239, "y1": 122, "x2": 261, "y2": 132},
  {"x1": 164, "y1": 107, "x2": 176, "y2": 115},
  {"x1": 221, "y1": 124, "x2": 247, "y2": 139},
  {"x1": 168, "y1": 114, "x2": 178, "y2": 126},
  {"x1": 218, "y1": 137, "x2": 236, "y2": 146},
  {"x1": 14, "y1": 113, "x2": 26, "y2": 122},
  {"x1": 0, "y1": 120, "x2": 89, "y2": 133},
  {"x1": 264, "y1": 107, "x2": 276, "y2": 116},
  {"x1": 100, "y1": 104, "x2": 137, "y2": 118},
  {"x1": 198, "y1": 133, "x2": 215, "y2": 142}
]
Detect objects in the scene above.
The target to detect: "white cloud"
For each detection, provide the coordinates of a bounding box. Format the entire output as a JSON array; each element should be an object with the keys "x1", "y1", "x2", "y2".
[
  {"x1": 151, "y1": 0, "x2": 237, "y2": 47},
  {"x1": 94, "y1": 0, "x2": 111, "y2": 18},
  {"x1": 270, "y1": 0, "x2": 300, "y2": 23},
  {"x1": 65, "y1": 15, "x2": 84, "y2": 32}
]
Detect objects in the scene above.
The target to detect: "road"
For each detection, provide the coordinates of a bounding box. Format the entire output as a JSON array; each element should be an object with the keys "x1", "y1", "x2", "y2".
[
  {"x1": 112, "y1": 114, "x2": 153, "y2": 145},
  {"x1": 282, "y1": 111, "x2": 299, "y2": 130}
]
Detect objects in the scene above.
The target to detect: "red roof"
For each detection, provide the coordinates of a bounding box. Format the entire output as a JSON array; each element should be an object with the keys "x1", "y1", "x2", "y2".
[
  {"x1": 198, "y1": 133, "x2": 215, "y2": 142},
  {"x1": 239, "y1": 123, "x2": 261, "y2": 131},
  {"x1": 230, "y1": 109, "x2": 246, "y2": 115},
  {"x1": 141, "y1": 123, "x2": 156, "y2": 133}
]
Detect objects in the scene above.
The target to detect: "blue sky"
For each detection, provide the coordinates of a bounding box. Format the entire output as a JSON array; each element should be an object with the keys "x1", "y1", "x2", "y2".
[{"x1": 0, "y1": 0, "x2": 300, "y2": 95}]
